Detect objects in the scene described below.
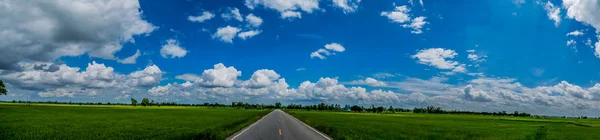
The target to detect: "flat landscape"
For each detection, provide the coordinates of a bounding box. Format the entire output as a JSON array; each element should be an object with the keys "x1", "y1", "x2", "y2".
[
  {"x1": 287, "y1": 110, "x2": 600, "y2": 140},
  {"x1": 0, "y1": 103, "x2": 269, "y2": 140}
]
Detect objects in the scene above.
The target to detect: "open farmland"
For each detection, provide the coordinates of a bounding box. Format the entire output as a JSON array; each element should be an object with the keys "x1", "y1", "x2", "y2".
[
  {"x1": 287, "y1": 110, "x2": 600, "y2": 140},
  {"x1": 0, "y1": 103, "x2": 269, "y2": 140}
]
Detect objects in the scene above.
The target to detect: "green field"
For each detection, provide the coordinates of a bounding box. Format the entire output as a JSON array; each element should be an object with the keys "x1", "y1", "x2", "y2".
[
  {"x1": 287, "y1": 110, "x2": 600, "y2": 140},
  {"x1": 0, "y1": 103, "x2": 269, "y2": 139}
]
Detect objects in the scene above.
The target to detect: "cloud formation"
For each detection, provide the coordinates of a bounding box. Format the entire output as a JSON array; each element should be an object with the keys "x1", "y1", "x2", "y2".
[
  {"x1": 213, "y1": 26, "x2": 241, "y2": 43},
  {"x1": 160, "y1": 39, "x2": 188, "y2": 58},
  {"x1": 412, "y1": 48, "x2": 466, "y2": 74},
  {"x1": 188, "y1": 11, "x2": 215, "y2": 23},
  {"x1": 311, "y1": 43, "x2": 346, "y2": 59},
  {"x1": 245, "y1": 0, "x2": 319, "y2": 19},
  {"x1": 0, "y1": 0, "x2": 156, "y2": 70}
]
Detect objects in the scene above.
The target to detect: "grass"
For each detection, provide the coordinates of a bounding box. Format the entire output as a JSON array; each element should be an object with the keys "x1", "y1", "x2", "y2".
[
  {"x1": 286, "y1": 110, "x2": 600, "y2": 140},
  {"x1": 0, "y1": 103, "x2": 270, "y2": 140}
]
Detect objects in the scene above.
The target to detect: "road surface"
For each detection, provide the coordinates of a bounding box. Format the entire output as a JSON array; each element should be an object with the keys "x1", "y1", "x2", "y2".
[{"x1": 227, "y1": 109, "x2": 331, "y2": 140}]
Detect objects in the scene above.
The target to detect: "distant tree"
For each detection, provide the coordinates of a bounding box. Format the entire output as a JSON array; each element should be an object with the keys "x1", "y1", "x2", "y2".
[
  {"x1": 0, "y1": 80, "x2": 7, "y2": 96},
  {"x1": 141, "y1": 98, "x2": 150, "y2": 106},
  {"x1": 275, "y1": 102, "x2": 282, "y2": 108},
  {"x1": 131, "y1": 98, "x2": 138, "y2": 106},
  {"x1": 376, "y1": 106, "x2": 385, "y2": 113},
  {"x1": 388, "y1": 106, "x2": 395, "y2": 113},
  {"x1": 350, "y1": 105, "x2": 363, "y2": 112},
  {"x1": 150, "y1": 100, "x2": 155, "y2": 106}
]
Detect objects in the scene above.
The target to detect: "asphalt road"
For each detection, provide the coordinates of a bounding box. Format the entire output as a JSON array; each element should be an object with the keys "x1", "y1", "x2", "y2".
[{"x1": 227, "y1": 109, "x2": 331, "y2": 140}]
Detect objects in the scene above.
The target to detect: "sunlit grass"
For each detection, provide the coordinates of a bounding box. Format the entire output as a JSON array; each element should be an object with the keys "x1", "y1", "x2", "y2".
[
  {"x1": 287, "y1": 110, "x2": 600, "y2": 140},
  {"x1": 0, "y1": 103, "x2": 270, "y2": 139}
]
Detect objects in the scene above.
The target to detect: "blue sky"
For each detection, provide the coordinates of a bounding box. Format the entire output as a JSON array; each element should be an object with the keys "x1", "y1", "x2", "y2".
[{"x1": 2, "y1": 0, "x2": 600, "y2": 116}]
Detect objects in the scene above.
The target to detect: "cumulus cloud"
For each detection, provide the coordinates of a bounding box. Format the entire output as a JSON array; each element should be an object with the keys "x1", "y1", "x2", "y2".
[
  {"x1": 561, "y1": 0, "x2": 600, "y2": 58},
  {"x1": 117, "y1": 50, "x2": 141, "y2": 64},
  {"x1": 0, "y1": 61, "x2": 162, "y2": 98},
  {"x1": 345, "y1": 77, "x2": 388, "y2": 87},
  {"x1": 412, "y1": 48, "x2": 466, "y2": 74},
  {"x1": 5, "y1": 61, "x2": 600, "y2": 116},
  {"x1": 463, "y1": 85, "x2": 494, "y2": 102},
  {"x1": 245, "y1": 0, "x2": 319, "y2": 19},
  {"x1": 188, "y1": 11, "x2": 215, "y2": 23},
  {"x1": 238, "y1": 69, "x2": 281, "y2": 88},
  {"x1": 332, "y1": 0, "x2": 360, "y2": 13},
  {"x1": 194, "y1": 63, "x2": 242, "y2": 88},
  {"x1": 381, "y1": 6, "x2": 411, "y2": 23},
  {"x1": 238, "y1": 30, "x2": 262, "y2": 40},
  {"x1": 213, "y1": 26, "x2": 241, "y2": 43},
  {"x1": 311, "y1": 43, "x2": 346, "y2": 59},
  {"x1": 245, "y1": 14, "x2": 264, "y2": 27},
  {"x1": 544, "y1": 1, "x2": 561, "y2": 27},
  {"x1": 0, "y1": 0, "x2": 156, "y2": 70},
  {"x1": 381, "y1": 5, "x2": 429, "y2": 34},
  {"x1": 160, "y1": 39, "x2": 188, "y2": 58}
]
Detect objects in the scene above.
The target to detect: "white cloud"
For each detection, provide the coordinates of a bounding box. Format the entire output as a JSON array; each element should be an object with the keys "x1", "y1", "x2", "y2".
[
  {"x1": 466, "y1": 49, "x2": 486, "y2": 62},
  {"x1": 238, "y1": 69, "x2": 281, "y2": 88},
  {"x1": 324, "y1": 43, "x2": 346, "y2": 52},
  {"x1": 332, "y1": 0, "x2": 360, "y2": 13},
  {"x1": 463, "y1": 85, "x2": 494, "y2": 102},
  {"x1": 245, "y1": 14, "x2": 264, "y2": 27},
  {"x1": 381, "y1": 6, "x2": 411, "y2": 23},
  {"x1": 381, "y1": 5, "x2": 429, "y2": 34},
  {"x1": 148, "y1": 84, "x2": 172, "y2": 97},
  {"x1": 117, "y1": 50, "x2": 141, "y2": 64},
  {"x1": 345, "y1": 77, "x2": 388, "y2": 87},
  {"x1": 221, "y1": 7, "x2": 244, "y2": 21},
  {"x1": 245, "y1": 0, "x2": 319, "y2": 19},
  {"x1": 311, "y1": 43, "x2": 346, "y2": 59},
  {"x1": 195, "y1": 63, "x2": 242, "y2": 88},
  {"x1": 5, "y1": 61, "x2": 600, "y2": 116},
  {"x1": 567, "y1": 39, "x2": 576, "y2": 46},
  {"x1": 160, "y1": 39, "x2": 188, "y2": 58},
  {"x1": 0, "y1": 0, "x2": 156, "y2": 70},
  {"x1": 373, "y1": 72, "x2": 396, "y2": 79},
  {"x1": 213, "y1": 26, "x2": 241, "y2": 43},
  {"x1": 402, "y1": 16, "x2": 428, "y2": 34},
  {"x1": 566, "y1": 30, "x2": 584, "y2": 36},
  {"x1": 188, "y1": 11, "x2": 215, "y2": 23},
  {"x1": 238, "y1": 30, "x2": 262, "y2": 40},
  {"x1": 412, "y1": 48, "x2": 466, "y2": 73},
  {"x1": 310, "y1": 49, "x2": 330, "y2": 59},
  {"x1": 281, "y1": 11, "x2": 302, "y2": 19},
  {"x1": 544, "y1": 1, "x2": 561, "y2": 27},
  {"x1": 296, "y1": 68, "x2": 307, "y2": 71},
  {"x1": 0, "y1": 61, "x2": 162, "y2": 98},
  {"x1": 562, "y1": 0, "x2": 600, "y2": 30},
  {"x1": 175, "y1": 74, "x2": 202, "y2": 82}
]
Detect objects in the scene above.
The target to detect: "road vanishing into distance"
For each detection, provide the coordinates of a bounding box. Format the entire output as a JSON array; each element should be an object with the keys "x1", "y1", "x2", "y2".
[{"x1": 227, "y1": 109, "x2": 331, "y2": 140}]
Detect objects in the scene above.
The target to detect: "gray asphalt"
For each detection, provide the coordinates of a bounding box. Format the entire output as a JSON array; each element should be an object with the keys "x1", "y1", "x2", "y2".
[{"x1": 227, "y1": 109, "x2": 331, "y2": 140}]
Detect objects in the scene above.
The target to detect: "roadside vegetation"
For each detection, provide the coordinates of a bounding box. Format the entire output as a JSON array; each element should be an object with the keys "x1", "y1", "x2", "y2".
[
  {"x1": 286, "y1": 110, "x2": 600, "y2": 139},
  {"x1": 2, "y1": 98, "x2": 599, "y2": 139},
  {"x1": 0, "y1": 103, "x2": 269, "y2": 140}
]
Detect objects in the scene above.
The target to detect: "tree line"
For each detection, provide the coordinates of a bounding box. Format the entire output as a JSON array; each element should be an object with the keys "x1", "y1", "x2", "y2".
[{"x1": 4, "y1": 99, "x2": 598, "y2": 119}]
